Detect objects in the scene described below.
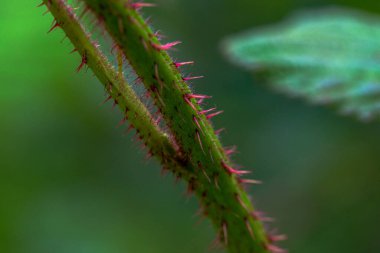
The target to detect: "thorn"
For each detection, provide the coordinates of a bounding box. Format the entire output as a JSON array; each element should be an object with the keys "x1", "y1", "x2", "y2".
[
  {"x1": 209, "y1": 147, "x2": 215, "y2": 164},
  {"x1": 268, "y1": 234, "x2": 287, "y2": 242},
  {"x1": 43, "y1": 9, "x2": 50, "y2": 15},
  {"x1": 117, "y1": 116, "x2": 128, "y2": 128},
  {"x1": 245, "y1": 218, "x2": 255, "y2": 239},
  {"x1": 239, "y1": 178, "x2": 262, "y2": 185},
  {"x1": 152, "y1": 41, "x2": 181, "y2": 51},
  {"x1": 214, "y1": 174, "x2": 220, "y2": 190},
  {"x1": 125, "y1": 124, "x2": 135, "y2": 134},
  {"x1": 76, "y1": 53, "x2": 87, "y2": 72},
  {"x1": 60, "y1": 35, "x2": 67, "y2": 43},
  {"x1": 130, "y1": 2, "x2": 156, "y2": 10},
  {"x1": 154, "y1": 64, "x2": 164, "y2": 91},
  {"x1": 266, "y1": 244, "x2": 287, "y2": 253},
  {"x1": 183, "y1": 75, "x2": 204, "y2": 81},
  {"x1": 221, "y1": 161, "x2": 251, "y2": 175},
  {"x1": 235, "y1": 193, "x2": 249, "y2": 211},
  {"x1": 174, "y1": 61, "x2": 194, "y2": 68},
  {"x1": 196, "y1": 130, "x2": 205, "y2": 155},
  {"x1": 215, "y1": 128, "x2": 225, "y2": 135},
  {"x1": 199, "y1": 108, "x2": 216, "y2": 115},
  {"x1": 37, "y1": 2, "x2": 44, "y2": 7},
  {"x1": 209, "y1": 236, "x2": 223, "y2": 251},
  {"x1": 251, "y1": 211, "x2": 274, "y2": 222},
  {"x1": 48, "y1": 20, "x2": 60, "y2": 33},
  {"x1": 207, "y1": 110, "x2": 223, "y2": 120},
  {"x1": 145, "y1": 151, "x2": 153, "y2": 160},
  {"x1": 198, "y1": 162, "x2": 211, "y2": 184},
  {"x1": 197, "y1": 98, "x2": 205, "y2": 105},
  {"x1": 193, "y1": 116, "x2": 204, "y2": 135},
  {"x1": 194, "y1": 204, "x2": 204, "y2": 217},
  {"x1": 224, "y1": 145, "x2": 237, "y2": 156},
  {"x1": 187, "y1": 179, "x2": 195, "y2": 196},
  {"x1": 154, "y1": 30, "x2": 165, "y2": 40},
  {"x1": 102, "y1": 95, "x2": 113, "y2": 105},
  {"x1": 222, "y1": 222, "x2": 228, "y2": 245},
  {"x1": 200, "y1": 167, "x2": 211, "y2": 183},
  {"x1": 183, "y1": 95, "x2": 197, "y2": 111},
  {"x1": 145, "y1": 16, "x2": 153, "y2": 25},
  {"x1": 185, "y1": 94, "x2": 212, "y2": 99},
  {"x1": 70, "y1": 48, "x2": 78, "y2": 54},
  {"x1": 141, "y1": 37, "x2": 149, "y2": 51}
]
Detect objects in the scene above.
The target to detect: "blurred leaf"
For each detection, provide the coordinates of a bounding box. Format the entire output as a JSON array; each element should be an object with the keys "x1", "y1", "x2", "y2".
[{"x1": 224, "y1": 9, "x2": 380, "y2": 121}]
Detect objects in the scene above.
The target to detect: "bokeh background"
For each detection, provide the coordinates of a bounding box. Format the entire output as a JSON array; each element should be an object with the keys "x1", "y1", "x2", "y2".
[{"x1": 1, "y1": 0, "x2": 380, "y2": 252}]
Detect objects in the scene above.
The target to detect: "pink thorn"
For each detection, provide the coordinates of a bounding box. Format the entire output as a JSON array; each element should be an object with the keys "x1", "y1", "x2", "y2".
[
  {"x1": 130, "y1": 2, "x2": 156, "y2": 10},
  {"x1": 197, "y1": 98, "x2": 205, "y2": 105},
  {"x1": 183, "y1": 95, "x2": 197, "y2": 111},
  {"x1": 102, "y1": 95, "x2": 113, "y2": 105},
  {"x1": 186, "y1": 94, "x2": 212, "y2": 99},
  {"x1": 215, "y1": 128, "x2": 225, "y2": 135},
  {"x1": 183, "y1": 75, "x2": 204, "y2": 81},
  {"x1": 239, "y1": 179, "x2": 262, "y2": 185},
  {"x1": 251, "y1": 211, "x2": 274, "y2": 222},
  {"x1": 199, "y1": 108, "x2": 216, "y2": 115},
  {"x1": 193, "y1": 116, "x2": 204, "y2": 135},
  {"x1": 76, "y1": 54, "x2": 87, "y2": 72},
  {"x1": 152, "y1": 41, "x2": 181, "y2": 51},
  {"x1": 48, "y1": 20, "x2": 60, "y2": 33},
  {"x1": 268, "y1": 234, "x2": 287, "y2": 242},
  {"x1": 224, "y1": 146, "x2": 237, "y2": 156},
  {"x1": 266, "y1": 244, "x2": 287, "y2": 253},
  {"x1": 196, "y1": 130, "x2": 205, "y2": 154},
  {"x1": 154, "y1": 30, "x2": 165, "y2": 40},
  {"x1": 207, "y1": 110, "x2": 224, "y2": 120},
  {"x1": 174, "y1": 61, "x2": 194, "y2": 68},
  {"x1": 125, "y1": 124, "x2": 134, "y2": 134},
  {"x1": 221, "y1": 161, "x2": 251, "y2": 175},
  {"x1": 117, "y1": 117, "x2": 128, "y2": 128}
]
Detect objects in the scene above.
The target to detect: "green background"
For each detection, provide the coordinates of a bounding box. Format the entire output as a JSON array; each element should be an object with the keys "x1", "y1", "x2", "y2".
[{"x1": 1, "y1": 0, "x2": 379, "y2": 252}]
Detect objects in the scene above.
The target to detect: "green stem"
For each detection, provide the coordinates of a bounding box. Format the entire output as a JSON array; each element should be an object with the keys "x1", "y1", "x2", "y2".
[
  {"x1": 79, "y1": 1, "x2": 275, "y2": 252},
  {"x1": 42, "y1": 0, "x2": 193, "y2": 178}
]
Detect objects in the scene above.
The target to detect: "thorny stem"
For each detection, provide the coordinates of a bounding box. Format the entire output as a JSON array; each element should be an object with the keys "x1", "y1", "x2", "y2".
[
  {"x1": 42, "y1": 0, "x2": 193, "y2": 178},
  {"x1": 41, "y1": 0, "x2": 286, "y2": 252}
]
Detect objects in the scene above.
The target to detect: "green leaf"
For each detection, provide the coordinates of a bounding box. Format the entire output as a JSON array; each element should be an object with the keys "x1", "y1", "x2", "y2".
[{"x1": 224, "y1": 9, "x2": 380, "y2": 121}]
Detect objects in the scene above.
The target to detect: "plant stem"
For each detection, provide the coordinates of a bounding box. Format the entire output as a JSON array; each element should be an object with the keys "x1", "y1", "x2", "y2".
[
  {"x1": 42, "y1": 0, "x2": 194, "y2": 178},
  {"x1": 79, "y1": 1, "x2": 274, "y2": 252}
]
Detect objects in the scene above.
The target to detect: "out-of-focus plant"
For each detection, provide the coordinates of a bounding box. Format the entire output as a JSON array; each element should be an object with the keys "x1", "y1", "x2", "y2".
[{"x1": 225, "y1": 8, "x2": 380, "y2": 122}]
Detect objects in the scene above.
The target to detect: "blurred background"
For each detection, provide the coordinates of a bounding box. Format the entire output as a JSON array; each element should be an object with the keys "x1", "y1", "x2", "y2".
[{"x1": 1, "y1": 0, "x2": 380, "y2": 252}]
